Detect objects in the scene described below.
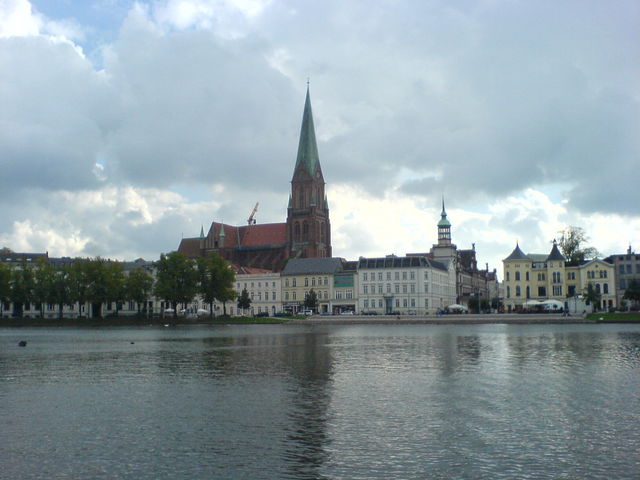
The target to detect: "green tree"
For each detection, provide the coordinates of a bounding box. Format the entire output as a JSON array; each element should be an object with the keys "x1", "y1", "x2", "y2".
[
  {"x1": 154, "y1": 252, "x2": 198, "y2": 318},
  {"x1": 10, "y1": 261, "x2": 35, "y2": 317},
  {"x1": 197, "y1": 253, "x2": 236, "y2": 317},
  {"x1": 104, "y1": 261, "x2": 126, "y2": 316},
  {"x1": 33, "y1": 259, "x2": 56, "y2": 318},
  {"x1": 237, "y1": 287, "x2": 251, "y2": 315},
  {"x1": 50, "y1": 266, "x2": 73, "y2": 319},
  {"x1": 68, "y1": 259, "x2": 91, "y2": 317},
  {"x1": 304, "y1": 289, "x2": 319, "y2": 312},
  {"x1": 126, "y1": 268, "x2": 154, "y2": 316},
  {"x1": 583, "y1": 283, "x2": 602, "y2": 313},
  {"x1": 0, "y1": 262, "x2": 11, "y2": 317},
  {"x1": 623, "y1": 280, "x2": 640, "y2": 306},
  {"x1": 558, "y1": 226, "x2": 599, "y2": 265}
]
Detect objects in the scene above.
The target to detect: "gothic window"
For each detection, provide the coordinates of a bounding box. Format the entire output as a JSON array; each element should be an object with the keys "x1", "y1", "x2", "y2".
[
  {"x1": 298, "y1": 189, "x2": 304, "y2": 208},
  {"x1": 302, "y1": 221, "x2": 309, "y2": 241},
  {"x1": 603, "y1": 283, "x2": 609, "y2": 294},
  {"x1": 294, "y1": 222, "x2": 300, "y2": 242},
  {"x1": 320, "y1": 222, "x2": 325, "y2": 242}
]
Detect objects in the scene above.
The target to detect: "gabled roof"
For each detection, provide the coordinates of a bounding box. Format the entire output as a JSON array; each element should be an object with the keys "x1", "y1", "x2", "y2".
[
  {"x1": 177, "y1": 237, "x2": 202, "y2": 257},
  {"x1": 282, "y1": 257, "x2": 344, "y2": 275},
  {"x1": 294, "y1": 88, "x2": 321, "y2": 178},
  {"x1": 504, "y1": 243, "x2": 529, "y2": 261},
  {"x1": 546, "y1": 241, "x2": 566, "y2": 262}
]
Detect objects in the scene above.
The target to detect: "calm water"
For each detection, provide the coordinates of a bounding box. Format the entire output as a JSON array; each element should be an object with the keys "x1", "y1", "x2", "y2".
[{"x1": 1, "y1": 323, "x2": 639, "y2": 479}]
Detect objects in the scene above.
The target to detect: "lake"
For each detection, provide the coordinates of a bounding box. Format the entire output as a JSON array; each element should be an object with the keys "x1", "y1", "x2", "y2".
[{"x1": 1, "y1": 323, "x2": 639, "y2": 479}]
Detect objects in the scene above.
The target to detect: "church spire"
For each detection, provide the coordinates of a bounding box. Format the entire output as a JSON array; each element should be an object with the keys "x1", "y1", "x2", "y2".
[{"x1": 293, "y1": 86, "x2": 321, "y2": 178}]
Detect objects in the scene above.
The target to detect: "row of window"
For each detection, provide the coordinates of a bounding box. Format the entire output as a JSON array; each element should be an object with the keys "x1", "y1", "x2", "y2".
[
  {"x1": 363, "y1": 283, "x2": 423, "y2": 294},
  {"x1": 362, "y1": 298, "x2": 427, "y2": 308},
  {"x1": 506, "y1": 270, "x2": 608, "y2": 282},
  {"x1": 619, "y1": 264, "x2": 640, "y2": 274},
  {"x1": 506, "y1": 283, "x2": 610, "y2": 298},
  {"x1": 237, "y1": 281, "x2": 277, "y2": 289},
  {"x1": 362, "y1": 271, "x2": 423, "y2": 281},
  {"x1": 284, "y1": 277, "x2": 329, "y2": 288}
]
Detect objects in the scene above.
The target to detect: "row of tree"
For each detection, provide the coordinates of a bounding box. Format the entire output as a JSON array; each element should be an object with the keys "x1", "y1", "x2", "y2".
[{"x1": 0, "y1": 252, "x2": 236, "y2": 319}]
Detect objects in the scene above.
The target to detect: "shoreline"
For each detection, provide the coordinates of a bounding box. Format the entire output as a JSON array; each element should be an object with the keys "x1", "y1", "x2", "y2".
[{"x1": 1, "y1": 313, "x2": 638, "y2": 328}]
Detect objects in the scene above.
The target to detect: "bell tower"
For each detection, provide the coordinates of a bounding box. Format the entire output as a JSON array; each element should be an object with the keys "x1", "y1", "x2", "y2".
[{"x1": 286, "y1": 87, "x2": 332, "y2": 258}]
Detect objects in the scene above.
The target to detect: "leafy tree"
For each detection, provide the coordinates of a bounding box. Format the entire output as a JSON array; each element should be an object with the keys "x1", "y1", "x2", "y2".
[
  {"x1": 49, "y1": 266, "x2": 73, "y2": 319},
  {"x1": 0, "y1": 262, "x2": 10, "y2": 317},
  {"x1": 197, "y1": 253, "x2": 236, "y2": 317},
  {"x1": 10, "y1": 261, "x2": 35, "y2": 317},
  {"x1": 154, "y1": 252, "x2": 198, "y2": 317},
  {"x1": 104, "y1": 261, "x2": 126, "y2": 316},
  {"x1": 126, "y1": 268, "x2": 154, "y2": 316},
  {"x1": 583, "y1": 283, "x2": 601, "y2": 313},
  {"x1": 558, "y1": 226, "x2": 599, "y2": 265},
  {"x1": 623, "y1": 280, "x2": 640, "y2": 305},
  {"x1": 68, "y1": 259, "x2": 91, "y2": 317},
  {"x1": 304, "y1": 289, "x2": 319, "y2": 312},
  {"x1": 237, "y1": 287, "x2": 251, "y2": 315},
  {"x1": 33, "y1": 259, "x2": 55, "y2": 318}
]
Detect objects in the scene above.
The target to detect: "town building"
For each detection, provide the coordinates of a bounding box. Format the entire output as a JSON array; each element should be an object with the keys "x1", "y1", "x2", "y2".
[
  {"x1": 231, "y1": 267, "x2": 282, "y2": 316},
  {"x1": 503, "y1": 241, "x2": 616, "y2": 312},
  {"x1": 177, "y1": 87, "x2": 331, "y2": 271},
  {"x1": 357, "y1": 255, "x2": 456, "y2": 315},
  {"x1": 604, "y1": 246, "x2": 640, "y2": 308},
  {"x1": 280, "y1": 257, "x2": 348, "y2": 314}
]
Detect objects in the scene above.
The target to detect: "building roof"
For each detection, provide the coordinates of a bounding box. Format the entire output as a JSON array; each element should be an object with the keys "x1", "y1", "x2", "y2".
[
  {"x1": 240, "y1": 223, "x2": 287, "y2": 247},
  {"x1": 232, "y1": 265, "x2": 275, "y2": 275},
  {"x1": 282, "y1": 257, "x2": 344, "y2": 275},
  {"x1": 546, "y1": 241, "x2": 566, "y2": 262},
  {"x1": 294, "y1": 87, "x2": 321, "y2": 178},
  {"x1": 504, "y1": 243, "x2": 529, "y2": 261},
  {"x1": 178, "y1": 237, "x2": 202, "y2": 257},
  {"x1": 358, "y1": 255, "x2": 448, "y2": 271}
]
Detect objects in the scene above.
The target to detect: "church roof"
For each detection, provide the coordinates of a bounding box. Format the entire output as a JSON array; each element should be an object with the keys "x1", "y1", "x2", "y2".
[
  {"x1": 294, "y1": 88, "x2": 321, "y2": 178},
  {"x1": 177, "y1": 237, "x2": 202, "y2": 257},
  {"x1": 504, "y1": 243, "x2": 529, "y2": 261},
  {"x1": 240, "y1": 223, "x2": 287, "y2": 247}
]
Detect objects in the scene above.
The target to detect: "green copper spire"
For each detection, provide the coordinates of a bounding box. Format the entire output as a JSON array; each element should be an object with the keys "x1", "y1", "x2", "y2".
[
  {"x1": 438, "y1": 197, "x2": 451, "y2": 227},
  {"x1": 200, "y1": 225, "x2": 205, "y2": 238},
  {"x1": 294, "y1": 87, "x2": 321, "y2": 177}
]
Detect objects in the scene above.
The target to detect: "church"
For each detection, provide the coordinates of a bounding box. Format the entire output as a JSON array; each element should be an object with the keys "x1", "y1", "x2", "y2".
[{"x1": 177, "y1": 88, "x2": 331, "y2": 271}]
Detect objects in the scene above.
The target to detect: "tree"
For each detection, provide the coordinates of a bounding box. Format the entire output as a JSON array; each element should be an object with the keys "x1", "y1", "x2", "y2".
[
  {"x1": 104, "y1": 261, "x2": 126, "y2": 316},
  {"x1": 154, "y1": 252, "x2": 198, "y2": 317},
  {"x1": 10, "y1": 261, "x2": 35, "y2": 317},
  {"x1": 583, "y1": 283, "x2": 601, "y2": 313},
  {"x1": 33, "y1": 259, "x2": 55, "y2": 318},
  {"x1": 197, "y1": 253, "x2": 236, "y2": 317},
  {"x1": 237, "y1": 287, "x2": 251, "y2": 315},
  {"x1": 623, "y1": 280, "x2": 640, "y2": 306},
  {"x1": 0, "y1": 262, "x2": 10, "y2": 317},
  {"x1": 49, "y1": 266, "x2": 73, "y2": 319},
  {"x1": 558, "y1": 226, "x2": 599, "y2": 265},
  {"x1": 126, "y1": 268, "x2": 154, "y2": 316},
  {"x1": 304, "y1": 289, "x2": 319, "y2": 312}
]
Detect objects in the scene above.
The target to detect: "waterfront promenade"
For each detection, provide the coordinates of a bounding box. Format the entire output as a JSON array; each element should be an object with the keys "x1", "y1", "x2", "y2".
[{"x1": 293, "y1": 313, "x2": 591, "y2": 325}]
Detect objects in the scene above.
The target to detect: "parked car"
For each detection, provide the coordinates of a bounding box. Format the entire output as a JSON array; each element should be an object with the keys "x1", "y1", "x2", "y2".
[{"x1": 301, "y1": 310, "x2": 314, "y2": 316}]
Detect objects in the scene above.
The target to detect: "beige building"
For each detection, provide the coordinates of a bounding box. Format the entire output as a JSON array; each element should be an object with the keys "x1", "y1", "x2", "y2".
[
  {"x1": 281, "y1": 258, "x2": 347, "y2": 314},
  {"x1": 503, "y1": 241, "x2": 616, "y2": 312}
]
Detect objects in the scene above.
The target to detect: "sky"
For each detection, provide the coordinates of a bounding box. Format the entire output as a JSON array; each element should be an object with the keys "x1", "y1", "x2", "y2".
[{"x1": 1, "y1": 0, "x2": 639, "y2": 277}]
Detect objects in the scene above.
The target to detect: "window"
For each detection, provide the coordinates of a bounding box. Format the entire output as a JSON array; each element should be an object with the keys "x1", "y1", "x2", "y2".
[
  {"x1": 285, "y1": 279, "x2": 289, "y2": 287},
  {"x1": 424, "y1": 299, "x2": 429, "y2": 308},
  {"x1": 552, "y1": 272, "x2": 562, "y2": 283},
  {"x1": 526, "y1": 286, "x2": 530, "y2": 298},
  {"x1": 515, "y1": 272, "x2": 520, "y2": 281},
  {"x1": 386, "y1": 272, "x2": 391, "y2": 280},
  {"x1": 292, "y1": 278, "x2": 296, "y2": 287},
  {"x1": 410, "y1": 298, "x2": 415, "y2": 307},
  {"x1": 595, "y1": 284, "x2": 601, "y2": 293},
  {"x1": 621, "y1": 279, "x2": 627, "y2": 289},
  {"x1": 506, "y1": 272, "x2": 510, "y2": 281},
  {"x1": 312, "y1": 278, "x2": 316, "y2": 286},
  {"x1": 567, "y1": 272, "x2": 575, "y2": 280},
  {"x1": 424, "y1": 283, "x2": 428, "y2": 293},
  {"x1": 395, "y1": 284, "x2": 400, "y2": 293},
  {"x1": 305, "y1": 278, "x2": 309, "y2": 287},
  {"x1": 346, "y1": 290, "x2": 353, "y2": 299},
  {"x1": 424, "y1": 271, "x2": 429, "y2": 280},
  {"x1": 378, "y1": 284, "x2": 383, "y2": 294},
  {"x1": 515, "y1": 286, "x2": 521, "y2": 297},
  {"x1": 410, "y1": 271, "x2": 415, "y2": 280},
  {"x1": 568, "y1": 285, "x2": 576, "y2": 296},
  {"x1": 378, "y1": 272, "x2": 383, "y2": 281},
  {"x1": 627, "y1": 265, "x2": 632, "y2": 274},
  {"x1": 285, "y1": 292, "x2": 289, "y2": 301},
  {"x1": 395, "y1": 299, "x2": 400, "y2": 307},
  {"x1": 402, "y1": 272, "x2": 407, "y2": 280},
  {"x1": 403, "y1": 299, "x2": 408, "y2": 307},
  {"x1": 603, "y1": 284, "x2": 609, "y2": 294},
  {"x1": 402, "y1": 284, "x2": 408, "y2": 293},
  {"x1": 272, "y1": 292, "x2": 276, "y2": 300},
  {"x1": 364, "y1": 299, "x2": 369, "y2": 308},
  {"x1": 410, "y1": 284, "x2": 415, "y2": 294},
  {"x1": 292, "y1": 292, "x2": 296, "y2": 300},
  {"x1": 363, "y1": 285, "x2": 368, "y2": 294},
  {"x1": 538, "y1": 286, "x2": 547, "y2": 296},
  {"x1": 386, "y1": 284, "x2": 391, "y2": 293},
  {"x1": 526, "y1": 272, "x2": 530, "y2": 281},
  {"x1": 619, "y1": 265, "x2": 625, "y2": 274},
  {"x1": 335, "y1": 291, "x2": 343, "y2": 299},
  {"x1": 363, "y1": 273, "x2": 368, "y2": 281},
  {"x1": 552, "y1": 285, "x2": 562, "y2": 296},
  {"x1": 507, "y1": 286, "x2": 511, "y2": 298}
]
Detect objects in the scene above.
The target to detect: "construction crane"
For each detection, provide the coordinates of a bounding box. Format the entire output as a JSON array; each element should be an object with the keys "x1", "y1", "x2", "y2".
[{"x1": 247, "y1": 202, "x2": 259, "y2": 225}]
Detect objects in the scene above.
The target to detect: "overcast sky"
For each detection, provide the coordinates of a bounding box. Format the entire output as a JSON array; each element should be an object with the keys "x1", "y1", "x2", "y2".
[{"x1": 1, "y1": 0, "x2": 639, "y2": 276}]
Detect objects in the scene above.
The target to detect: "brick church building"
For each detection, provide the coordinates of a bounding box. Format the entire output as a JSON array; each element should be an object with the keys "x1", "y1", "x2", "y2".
[{"x1": 177, "y1": 88, "x2": 331, "y2": 271}]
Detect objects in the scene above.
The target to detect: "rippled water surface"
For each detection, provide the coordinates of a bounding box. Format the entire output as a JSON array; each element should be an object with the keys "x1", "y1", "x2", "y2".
[{"x1": 1, "y1": 324, "x2": 639, "y2": 479}]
